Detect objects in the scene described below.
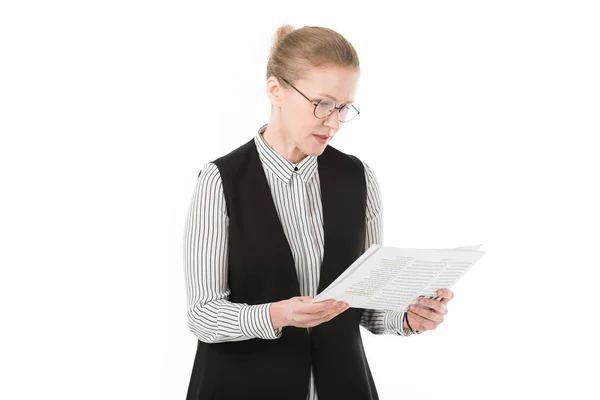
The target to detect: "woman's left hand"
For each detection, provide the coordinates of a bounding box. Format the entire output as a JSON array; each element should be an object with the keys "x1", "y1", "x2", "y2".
[{"x1": 407, "y1": 288, "x2": 454, "y2": 331}]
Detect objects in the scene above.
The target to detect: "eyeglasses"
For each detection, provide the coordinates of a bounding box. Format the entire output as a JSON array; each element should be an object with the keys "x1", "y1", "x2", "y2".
[{"x1": 281, "y1": 77, "x2": 360, "y2": 123}]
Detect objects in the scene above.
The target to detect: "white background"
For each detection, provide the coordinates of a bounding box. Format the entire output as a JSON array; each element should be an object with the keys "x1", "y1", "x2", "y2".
[{"x1": 1, "y1": 1, "x2": 598, "y2": 399}]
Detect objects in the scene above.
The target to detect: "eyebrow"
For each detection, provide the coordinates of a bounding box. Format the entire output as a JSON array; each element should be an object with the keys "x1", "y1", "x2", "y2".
[{"x1": 317, "y1": 93, "x2": 355, "y2": 104}]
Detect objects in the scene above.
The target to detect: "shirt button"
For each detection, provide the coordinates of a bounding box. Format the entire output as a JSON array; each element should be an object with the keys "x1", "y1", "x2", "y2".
[{"x1": 294, "y1": 166, "x2": 298, "y2": 171}]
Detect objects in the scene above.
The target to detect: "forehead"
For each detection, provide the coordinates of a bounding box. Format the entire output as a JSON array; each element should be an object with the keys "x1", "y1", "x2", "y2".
[{"x1": 300, "y1": 66, "x2": 359, "y2": 102}]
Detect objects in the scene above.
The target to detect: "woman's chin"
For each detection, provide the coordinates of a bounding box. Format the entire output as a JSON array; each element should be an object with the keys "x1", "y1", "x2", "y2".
[{"x1": 306, "y1": 144, "x2": 327, "y2": 156}]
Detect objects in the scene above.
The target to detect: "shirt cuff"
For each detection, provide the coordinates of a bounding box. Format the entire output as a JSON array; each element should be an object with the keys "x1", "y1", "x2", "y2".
[
  {"x1": 238, "y1": 303, "x2": 282, "y2": 340},
  {"x1": 383, "y1": 310, "x2": 412, "y2": 336}
]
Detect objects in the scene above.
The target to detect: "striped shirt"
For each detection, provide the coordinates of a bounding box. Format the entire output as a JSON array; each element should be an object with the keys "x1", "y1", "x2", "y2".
[{"x1": 183, "y1": 123, "x2": 421, "y2": 400}]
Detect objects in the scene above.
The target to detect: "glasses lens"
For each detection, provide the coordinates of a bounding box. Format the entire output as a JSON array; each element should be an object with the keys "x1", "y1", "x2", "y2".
[
  {"x1": 315, "y1": 100, "x2": 335, "y2": 119},
  {"x1": 315, "y1": 101, "x2": 359, "y2": 122},
  {"x1": 340, "y1": 105, "x2": 359, "y2": 122}
]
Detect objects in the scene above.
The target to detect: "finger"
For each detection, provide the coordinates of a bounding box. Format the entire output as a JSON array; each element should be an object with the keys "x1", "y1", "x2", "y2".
[
  {"x1": 300, "y1": 301, "x2": 347, "y2": 321},
  {"x1": 320, "y1": 304, "x2": 349, "y2": 323},
  {"x1": 305, "y1": 303, "x2": 349, "y2": 327},
  {"x1": 416, "y1": 298, "x2": 446, "y2": 314},
  {"x1": 437, "y1": 289, "x2": 454, "y2": 303},
  {"x1": 431, "y1": 302, "x2": 447, "y2": 318},
  {"x1": 436, "y1": 293, "x2": 450, "y2": 304},
  {"x1": 409, "y1": 303, "x2": 444, "y2": 324},
  {"x1": 407, "y1": 313, "x2": 425, "y2": 331},
  {"x1": 408, "y1": 310, "x2": 437, "y2": 330},
  {"x1": 311, "y1": 301, "x2": 345, "y2": 315},
  {"x1": 424, "y1": 300, "x2": 448, "y2": 315},
  {"x1": 302, "y1": 299, "x2": 339, "y2": 314}
]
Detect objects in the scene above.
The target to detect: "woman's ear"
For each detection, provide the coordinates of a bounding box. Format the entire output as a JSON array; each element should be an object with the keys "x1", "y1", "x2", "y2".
[{"x1": 266, "y1": 76, "x2": 284, "y2": 109}]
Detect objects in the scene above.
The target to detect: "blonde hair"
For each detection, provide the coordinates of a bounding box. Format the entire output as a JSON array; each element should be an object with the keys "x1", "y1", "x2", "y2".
[{"x1": 266, "y1": 24, "x2": 360, "y2": 88}]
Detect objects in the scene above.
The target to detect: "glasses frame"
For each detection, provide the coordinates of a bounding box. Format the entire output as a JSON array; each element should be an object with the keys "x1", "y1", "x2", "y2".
[{"x1": 280, "y1": 77, "x2": 360, "y2": 123}]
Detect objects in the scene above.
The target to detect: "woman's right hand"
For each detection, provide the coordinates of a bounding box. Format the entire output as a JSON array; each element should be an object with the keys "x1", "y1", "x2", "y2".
[{"x1": 270, "y1": 296, "x2": 350, "y2": 329}]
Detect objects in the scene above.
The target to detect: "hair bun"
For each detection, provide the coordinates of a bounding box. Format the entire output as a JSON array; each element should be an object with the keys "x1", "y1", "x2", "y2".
[{"x1": 271, "y1": 24, "x2": 294, "y2": 54}]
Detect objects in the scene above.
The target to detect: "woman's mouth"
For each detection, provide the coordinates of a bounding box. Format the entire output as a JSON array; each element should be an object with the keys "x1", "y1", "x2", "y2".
[{"x1": 313, "y1": 134, "x2": 329, "y2": 144}]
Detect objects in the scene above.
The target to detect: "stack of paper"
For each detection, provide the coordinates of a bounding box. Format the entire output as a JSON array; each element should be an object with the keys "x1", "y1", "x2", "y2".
[{"x1": 312, "y1": 244, "x2": 485, "y2": 313}]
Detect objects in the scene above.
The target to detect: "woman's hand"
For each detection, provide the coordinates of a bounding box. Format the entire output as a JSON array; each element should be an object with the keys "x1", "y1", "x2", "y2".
[
  {"x1": 270, "y1": 296, "x2": 350, "y2": 329},
  {"x1": 407, "y1": 288, "x2": 454, "y2": 332}
]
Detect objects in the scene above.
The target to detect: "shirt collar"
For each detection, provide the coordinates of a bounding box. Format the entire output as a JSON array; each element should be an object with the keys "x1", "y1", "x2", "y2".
[{"x1": 254, "y1": 123, "x2": 318, "y2": 185}]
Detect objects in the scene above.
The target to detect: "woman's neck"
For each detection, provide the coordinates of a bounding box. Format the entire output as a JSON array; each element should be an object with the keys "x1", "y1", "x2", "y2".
[{"x1": 261, "y1": 123, "x2": 308, "y2": 165}]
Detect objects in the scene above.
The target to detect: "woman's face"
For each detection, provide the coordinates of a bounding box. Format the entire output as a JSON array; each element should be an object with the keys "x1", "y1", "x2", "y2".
[{"x1": 269, "y1": 65, "x2": 360, "y2": 159}]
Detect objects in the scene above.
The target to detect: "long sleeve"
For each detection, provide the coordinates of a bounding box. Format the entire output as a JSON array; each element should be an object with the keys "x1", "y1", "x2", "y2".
[
  {"x1": 358, "y1": 162, "x2": 421, "y2": 336},
  {"x1": 183, "y1": 162, "x2": 283, "y2": 343}
]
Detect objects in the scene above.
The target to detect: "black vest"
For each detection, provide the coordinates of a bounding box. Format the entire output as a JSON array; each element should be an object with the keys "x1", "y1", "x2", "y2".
[{"x1": 186, "y1": 136, "x2": 379, "y2": 400}]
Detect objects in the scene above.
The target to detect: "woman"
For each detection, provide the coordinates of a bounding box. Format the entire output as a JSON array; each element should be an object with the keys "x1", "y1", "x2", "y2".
[{"x1": 183, "y1": 24, "x2": 453, "y2": 400}]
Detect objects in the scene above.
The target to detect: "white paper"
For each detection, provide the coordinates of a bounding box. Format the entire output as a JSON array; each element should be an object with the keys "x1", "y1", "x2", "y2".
[{"x1": 312, "y1": 244, "x2": 485, "y2": 312}]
